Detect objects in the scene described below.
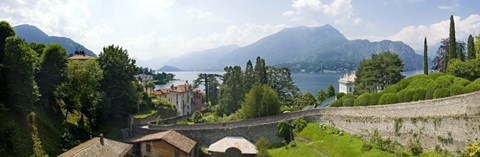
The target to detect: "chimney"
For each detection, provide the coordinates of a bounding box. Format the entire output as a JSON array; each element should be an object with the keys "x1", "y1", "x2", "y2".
[{"x1": 99, "y1": 133, "x2": 104, "y2": 145}]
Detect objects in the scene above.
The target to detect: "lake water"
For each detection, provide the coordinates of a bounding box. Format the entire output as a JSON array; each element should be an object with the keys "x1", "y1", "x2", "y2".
[{"x1": 156, "y1": 70, "x2": 423, "y2": 94}]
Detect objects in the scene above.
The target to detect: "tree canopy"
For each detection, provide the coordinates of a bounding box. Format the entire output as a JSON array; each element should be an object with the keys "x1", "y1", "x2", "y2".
[
  {"x1": 467, "y1": 34, "x2": 476, "y2": 60},
  {"x1": 36, "y1": 44, "x2": 68, "y2": 108},
  {"x1": 238, "y1": 84, "x2": 280, "y2": 119},
  {"x1": 354, "y1": 52, "x2": 404, "y2": 94},
  {"x1": 97, "y1": 45, "x2": 140, "y2": 118},
  {"x1": 3, "y1": 37, "x2": 39, "y2": 113}
]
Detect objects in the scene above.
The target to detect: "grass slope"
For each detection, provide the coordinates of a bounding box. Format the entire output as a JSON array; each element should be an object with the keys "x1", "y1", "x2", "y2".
[{"x1": 269, "y1": 123, "x2": 395, "y2": 157}]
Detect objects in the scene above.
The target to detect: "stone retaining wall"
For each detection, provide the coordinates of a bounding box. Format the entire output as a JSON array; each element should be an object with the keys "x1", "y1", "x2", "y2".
[{"x1": 132, "y1": 91, "x2": 480, "y2": 152}]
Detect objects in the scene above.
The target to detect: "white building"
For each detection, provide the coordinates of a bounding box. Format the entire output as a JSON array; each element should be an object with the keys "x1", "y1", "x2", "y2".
[
  {"x1": 154, "y1": 83, "x2": 202, "y2": 116},
  {"x1": 134, "y1": 74, "x2": 154, "y2": 83},
  {"x1": 339, "y1": 72, "x2": 356, "y2": 94}
]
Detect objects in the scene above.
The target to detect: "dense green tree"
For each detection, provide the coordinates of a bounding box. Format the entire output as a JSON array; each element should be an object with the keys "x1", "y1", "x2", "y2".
[
  {"x1": 448, "y1": 15, "x2": 457, "y2": 63},
  {"x1": 266, "y1": 66, "x2": 299, "y2": 106},
  {"x1": 292, "y1": 93, "x2": 317, "y2": 111},
  {"x1": 432, "y1": 38, "x2": 465, "y2": 72},
  {"x1": 277, "y1": 120, "x2": 293, "y2": 144},
  {"x1": 3, "y1": 37, "x2": 39, "y2": 113},
  {"x1": 476, "y1": 34, "x2": 480, "y2": 57},
  {"x1": 97, "y1": 45, "x2": 140, "y2": 118},
  {"x1": 317, "y1": 89, "x2": 327, "y2": 105},
  {"x1": 254, "y1": 56, "x2": 267, "y2": 84},
  {"x1": 36, "y1": 44, "x2": 68, "y2": 108},
  {"x1": 55, "y1": 60, "x2": 104, "y2": 129},
  {"x1": 0, "y1": 21, "x2": 15, "y2": 104},
  {"x1": 326, "y1": 84, "x2": 335, "y2": 97},
  {"x1": 468, "y1": 34, "x2": 476, "y2": 60},
  {"x1": 457, "y1": 41, "x2": 466, "y2": 61},
  {"x1": 29, "y1": 42, "x2": 46, "y2": 57},
  {"x1": 244, "y1": 60, "x2": 254, "y2": 93},
  {"x1": 216, "y1": 66, "x2": 244, "y2": 116},
  {"x1": 194, "y1": 73, "x2": 221, "y2": 106},
  {"x1": 355, "y1": 52, "x2": 404, "y2": 94},
  {"x1": 447, "y1": 59, "x2": 480, "y2": 81},
  {"x1": 424, "y1": 37, "x2": 428, "y2": 75},
  {"x1": 238, "y1": 84, "x2": 280, "y2": 118}
]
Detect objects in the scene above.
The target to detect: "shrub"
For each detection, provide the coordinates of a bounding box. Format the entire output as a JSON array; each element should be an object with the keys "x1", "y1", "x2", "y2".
[
  {"x1": 407, "y1": 78, "x2": 431, "y2": 89},
  {"x1": 433, "y1": 88, "x2": 450, "y2": 99},
  {"x1": 409, "y1": 140, "x2": 423, "y2": 155},
  {"x1": 453, "y1": 78, "x2": 471, "y2": 87},
  {"x1": 429, "y1": 72, "x2": 447, "y2": 80},
  {"x1": 463, "y1": 83, "x2": 480, "y2": 93},
  {"x1": 383, "y1": 84, "x2": 401, "y2": 93},
  {"x1": 449, "y1": 85, "x2": 464, "y2": 96},
  {"x1": 277, "y1": 120, "x2": 293, "y2": 144},
  {"x1": 330, "y1": 99, "x2": 343, "y2": 107},
  {"x1": 467, "y1": 141, "x2": 480, "y2": 157},
  {"x1": 336, "y1": 92, "x2": 346, "y2": 99},
  {"x1": 342, "y1": 97, "x2": 356, "y2": 106},
  {"x1": 435, "y1": 76, "x2": 452, "y2": 88},
  {"x1": 397, "y1": 89, "x2": 415, "y2": 102},
  {"x1": 397, "y1": 77, "x2": 414, "y2": 89},
  {"x1": 475, "y1": 78, "x2": 480, "y2": 84},
  {"x1": 425, "y1": 82, "x2": 437, "y2": 100},
  {"x1": 256, "y1": 137, "x2": 271, "y2": 157},
  {"x1": 354, "y1": 93, "x2": 372, "y2": 106},
  {"x1": 379, "y1": 93, "x2": 400, "y2": 105},
  {"x1": 291, "y1": 118, "x2": 308, "y2": 133},
  {"x1": 369, "y1": 92, "x2": 383, "y2": 105},
  {"x1": 411, "y1": 88, "x2": 426, "y2": 101}
]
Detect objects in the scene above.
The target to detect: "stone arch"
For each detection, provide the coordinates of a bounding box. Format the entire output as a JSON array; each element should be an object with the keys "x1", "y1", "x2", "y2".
[{"x1": 225, "y1": 147, "x2": 242, "y2": 157}]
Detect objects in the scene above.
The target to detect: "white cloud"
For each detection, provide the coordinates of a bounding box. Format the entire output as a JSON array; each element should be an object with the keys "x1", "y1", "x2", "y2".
[
  {"x1": 284, "y1": 0, "x2": 359, "y2": 26},
  {"x1": 437, "y1": 0, "x2": 460, "y2": 10},
  {"x1": 388, "y1": 14, "x2": 480, "y2": 51}
]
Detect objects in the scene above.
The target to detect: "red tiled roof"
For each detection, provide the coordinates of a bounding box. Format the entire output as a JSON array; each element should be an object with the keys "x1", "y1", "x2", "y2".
[
  {"x1": 68, "y1": 54, "x2": 97, "y2": 60},
  {"x1": 153, "y1": 84, "x2": 200, "y2": 95},
  {"x1": 130, "y1": 130, "x2": 196, "y2": 153}
]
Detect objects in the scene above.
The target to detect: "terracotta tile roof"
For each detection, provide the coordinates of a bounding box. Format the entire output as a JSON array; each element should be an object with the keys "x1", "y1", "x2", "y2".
[
  {"x1": 154, "y1": 84, "x2": 201, "y2": 95},
  {"x1": 130, "y1": 130, "x2": 196, "y2": 153},
  {"x1": 58, "y1": 137, "x2": 132, "y2": 157},
  {"x1": 153, "y1": 89, "x2": 170, "y2": 95},
  {"x1": 208, "y1": 136, "x2": 257, "y2": 154},
  {"x1": 68, "y1": 54, "x2": 97, "y2": 60}
]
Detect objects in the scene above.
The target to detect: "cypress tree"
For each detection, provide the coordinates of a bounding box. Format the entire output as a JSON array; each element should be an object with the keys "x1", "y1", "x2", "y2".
[
  {"x1": 244, "y1": 60, "x2": 254, "y2": 93},
  {"x1": 467, "y1": 34, "x2": 476, "y2": 60},
  {"x1": 448, "y1": 15, "x2": 457, "y2": 63},
  {"x1": 254, "y1": 56, "x2": 267, "y2": 84},
  {"x1": 424, "y1": 37, "x2": 428, "y2": 75}
]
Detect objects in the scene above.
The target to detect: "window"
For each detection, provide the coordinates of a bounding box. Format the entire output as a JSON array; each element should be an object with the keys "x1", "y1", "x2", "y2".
[{"x1": 146, "y1": 142, "x2": 151, "y2": 153}]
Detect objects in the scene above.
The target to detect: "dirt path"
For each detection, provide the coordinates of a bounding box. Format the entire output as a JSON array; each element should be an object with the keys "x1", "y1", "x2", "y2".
[{"x1": 296, "y1": 137, "x2": 330, "y2": 157}]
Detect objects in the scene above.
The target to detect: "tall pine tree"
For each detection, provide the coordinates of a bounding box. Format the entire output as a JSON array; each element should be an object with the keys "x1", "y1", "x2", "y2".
[
  {"x1": 448, "y1": 15, "x2": 457, "y2": 64},
  {"x1": 424, "y1": 37, "x2": 428, "y2": 75},
  {"x1": 254, "y1": 56, "x2": 267, "y2": 84},
  {"x1": 467, "y1": 34, "x2": 476, "y2": 60},
  {"x1": 244, "y1": 60, "x2": 254, "y2": 93}
]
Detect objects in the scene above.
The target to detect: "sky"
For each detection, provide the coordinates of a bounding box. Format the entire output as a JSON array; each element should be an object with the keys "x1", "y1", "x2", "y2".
[{"x1": 1, "y1": 0, "x2": 480, "y2": 68}]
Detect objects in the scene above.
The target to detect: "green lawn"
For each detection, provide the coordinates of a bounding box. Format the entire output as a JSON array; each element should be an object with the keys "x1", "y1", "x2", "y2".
[
  {"x1": 133, "y1": 108, "x2": 158, "y2": 119},
  {"x1": 269, "y1": 123, "x2": 453, "y2": 157}
]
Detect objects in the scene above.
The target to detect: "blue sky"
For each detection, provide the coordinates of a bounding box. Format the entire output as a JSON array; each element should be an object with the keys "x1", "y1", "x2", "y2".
[{"x1": 1, "y1": 0, "x2": 479, "y2": 68}]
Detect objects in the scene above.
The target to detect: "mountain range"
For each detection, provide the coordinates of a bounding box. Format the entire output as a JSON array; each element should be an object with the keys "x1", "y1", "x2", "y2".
[
  {"x1": 166, "y1": 24, "x2": 426, "y2": 71},
  {"x1": 13, "y1": 24, "x2": 97, "y2": 57}
]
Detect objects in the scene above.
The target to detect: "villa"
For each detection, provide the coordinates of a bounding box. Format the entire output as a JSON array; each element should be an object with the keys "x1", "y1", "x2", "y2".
[
  {"x1": 338, "y1": 72, "x2": 356, "y2": 94},
  {"x1": 154, "y1": 83, "x2": 203, "y2": 116}
]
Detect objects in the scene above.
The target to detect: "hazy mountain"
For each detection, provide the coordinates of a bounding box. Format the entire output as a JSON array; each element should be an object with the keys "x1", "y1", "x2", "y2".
[
  {"x1": 13, "y1": 24, "x2": 97, "y2": 57},
  {"x1": 158, "y1": 65, "x2": 182, "y2": 72},
  {"x1": 165, "y1": 24, "x2": 426, "y2": 71},
  {"x1": 165, "y1": 44, "x2": 240, "y2": 70}
]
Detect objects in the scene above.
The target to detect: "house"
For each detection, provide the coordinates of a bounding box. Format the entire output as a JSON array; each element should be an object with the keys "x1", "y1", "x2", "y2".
[
  {"x1": 130, "y1": 130, "x2": 198, "y2": 157},
  {"x1": 135, "y1": 73, "x2": 154, "y2": 83},
  {"x1": 153, "y1": 83, "x2": 203, "y2": 116},
  {"x1": 58, "y1": 134, "x2": 132, "y2": 157},
  {"x1": 208, "y1": 136, "x2": 257, "y2": 157},
  {"x1": 68, "y1": 50, "x2": 97, "y2": 60},
  {"x1": 339, "y1": 72, "x2": 356, "y2": 94}
]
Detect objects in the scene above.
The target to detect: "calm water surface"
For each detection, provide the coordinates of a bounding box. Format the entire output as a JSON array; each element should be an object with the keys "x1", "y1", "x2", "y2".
[{"x1": 156, "y1": 70, "x2": 423, "y2": 94}]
